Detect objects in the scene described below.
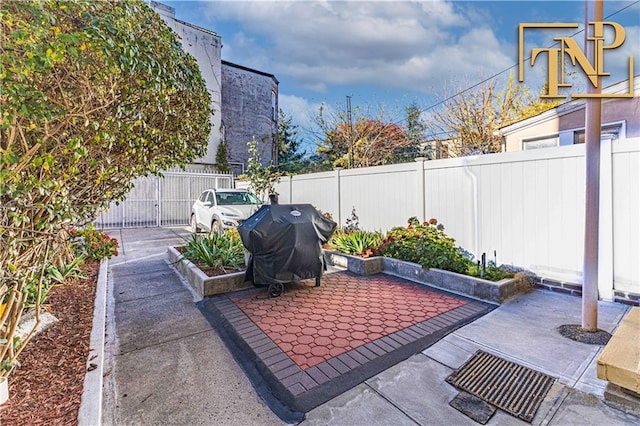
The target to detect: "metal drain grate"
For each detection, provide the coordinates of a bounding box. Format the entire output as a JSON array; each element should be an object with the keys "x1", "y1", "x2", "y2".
[{"x1": 446, "y1": 350, "x2": 556, "y2": 423}]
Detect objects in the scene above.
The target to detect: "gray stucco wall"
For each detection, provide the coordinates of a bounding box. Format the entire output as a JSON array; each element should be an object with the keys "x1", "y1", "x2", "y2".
[
  {"x1": 152, "y1": 1, "x2": 223, "y2": 166},
  {"x1": 221, "y1": 62, "x2": 278, "y2": 172}
]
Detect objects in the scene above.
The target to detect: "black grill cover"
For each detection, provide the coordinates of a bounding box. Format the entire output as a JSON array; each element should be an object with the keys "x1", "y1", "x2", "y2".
[{"x1": 238, "y1": 204, "x2": 337, "y2": 286}]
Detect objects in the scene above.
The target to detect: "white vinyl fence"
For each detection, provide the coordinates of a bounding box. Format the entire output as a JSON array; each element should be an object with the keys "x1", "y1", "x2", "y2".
[
  {"x1": 95, "y1": 171, "x2": 233, "y2": 228},
  {"x1": 275, "y1": 137, "x2": 640, "y2": 300}
]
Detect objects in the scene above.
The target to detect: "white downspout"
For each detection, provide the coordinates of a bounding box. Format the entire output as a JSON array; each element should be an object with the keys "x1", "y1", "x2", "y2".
[{"x1": 463, "y1": 157, "x2": 479, "y2": 259}]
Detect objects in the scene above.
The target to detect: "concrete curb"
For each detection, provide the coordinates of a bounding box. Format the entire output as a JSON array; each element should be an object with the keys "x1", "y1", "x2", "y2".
[{"x1": 78, "y1": 258, "x2": 108, "y2": 426}]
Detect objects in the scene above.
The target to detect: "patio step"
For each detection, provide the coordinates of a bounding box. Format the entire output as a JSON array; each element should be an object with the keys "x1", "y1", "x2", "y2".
[{"x1": 597, "y1": 307, "x2": 640, "y2": 398}]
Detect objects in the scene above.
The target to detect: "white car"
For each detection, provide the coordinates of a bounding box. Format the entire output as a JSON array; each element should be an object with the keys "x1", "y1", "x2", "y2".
[{"x1": 190, "y1": 189, "x2": 262, "y2": 234}]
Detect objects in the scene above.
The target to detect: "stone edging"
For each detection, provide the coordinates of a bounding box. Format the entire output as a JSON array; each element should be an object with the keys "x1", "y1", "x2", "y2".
[
  {"x1": 78, "y1": 258, "x2": 108, "y2": 426},
  {"x1": 167, "y1": 246, "x2": 250, "y2": 298},
  {"x1": 324, "y1": 251, "x2": 532, "y2": 304}
]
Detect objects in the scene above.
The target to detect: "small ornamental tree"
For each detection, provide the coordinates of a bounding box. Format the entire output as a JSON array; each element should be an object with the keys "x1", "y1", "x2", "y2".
[
  {"x1": 0, "y1": 0, "x2": 211, "y2": 378},
  {"x1": 246, "y1": 138, "x2": 281, "y2": 202}
]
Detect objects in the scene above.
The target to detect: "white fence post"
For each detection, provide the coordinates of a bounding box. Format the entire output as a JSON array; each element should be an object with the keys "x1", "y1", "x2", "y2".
[
  {"x1": 598, "y1": 136, "x2": 614, "y2": 301},
  {"x1": 335, "y1": 168, "x2": 342, "y2": 226},
  {"x1": 415, "y1": 157, "x2": 426, "y2": 223},
  {"x1": 288, "y1": 175, "x2": 293, "y2": 204}
]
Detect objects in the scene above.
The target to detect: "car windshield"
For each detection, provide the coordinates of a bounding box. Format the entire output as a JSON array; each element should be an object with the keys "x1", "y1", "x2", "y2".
[{"x1": 215, "y1": 191, "x2": 261, "y2": 205}]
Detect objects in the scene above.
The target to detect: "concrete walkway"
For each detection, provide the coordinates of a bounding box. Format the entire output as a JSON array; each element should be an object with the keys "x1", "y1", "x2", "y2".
[
  {"x1": 102, "y1": 227, "x2": 638, "y2": 425},
  {"x1": 102, "y1": 227, "x2": 279, "y2": 425}
]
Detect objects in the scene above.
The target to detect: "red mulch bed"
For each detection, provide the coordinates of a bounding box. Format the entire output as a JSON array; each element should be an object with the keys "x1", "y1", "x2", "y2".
[{"x1": 0, "y1": 261, "x2": 99, "y2": 425}]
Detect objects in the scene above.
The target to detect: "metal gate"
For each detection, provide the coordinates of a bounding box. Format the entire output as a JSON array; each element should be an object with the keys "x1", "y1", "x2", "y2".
[{"x1": 95, "y1": 171, "x2": 234, "y2": 228}]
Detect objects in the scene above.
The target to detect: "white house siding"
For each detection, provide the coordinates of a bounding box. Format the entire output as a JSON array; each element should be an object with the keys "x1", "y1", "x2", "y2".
[
  {"x1": 151, "y1": 1, "x2": 222, "y2": 167},
  {"x1": 502, "y1": 76, "x2": 640, "y2": 152},
  {"x1": 221, "y1": 61, "x2": 278, "y2": 171}
]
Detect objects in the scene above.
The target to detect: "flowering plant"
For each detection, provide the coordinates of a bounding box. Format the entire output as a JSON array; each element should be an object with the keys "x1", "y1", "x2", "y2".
[
  {"x1": 378, "y1": 217, "x2": 470, "y2": 273},
  {"x1": 71, "y1": 225, "x2": 119, "y2": 260}
]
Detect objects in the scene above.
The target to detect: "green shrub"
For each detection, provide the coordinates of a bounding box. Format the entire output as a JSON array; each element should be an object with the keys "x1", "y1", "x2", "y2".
[
  {"x1": 181, "y1": 230, "x2": 245, "y2": 273},
  {"x1": 71, "y1": 225, "x2": 119, "y2": 260},
  {"x1": 466, "y1": 261, "x2": 514, "y2": 281},
  {"x1": 1, "y1": 0, "x2": 211, "y2": 379},
  {"x1": 24, "y1": 276, "x2": 54, "y2": 311},
  {"x1": 328, "y1": 230, "x2": 383, "y2": 258},
  {"x1": 46, "y1": 256, "x2": 86, "y2": 284},
  {"x1": 379, "y1": 217, "x2": 471, "y2": 274}
]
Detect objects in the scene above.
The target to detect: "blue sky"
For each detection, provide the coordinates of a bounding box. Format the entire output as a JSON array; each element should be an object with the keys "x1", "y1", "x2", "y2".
[{"x1": 159, "y1": 0, "x2": 639, "y2": 147}]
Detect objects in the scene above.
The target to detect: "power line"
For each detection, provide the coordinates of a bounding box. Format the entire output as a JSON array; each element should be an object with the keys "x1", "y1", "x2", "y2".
[
  {"x1": 298, "y1": 1, "x2": 638, "y2": 151},
  {"x1": 419, "y1": 0, "x2": 639, "y2": 114}
]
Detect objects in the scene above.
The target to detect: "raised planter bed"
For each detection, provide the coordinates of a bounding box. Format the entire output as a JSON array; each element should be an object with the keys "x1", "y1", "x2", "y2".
[
  {"x1": 325, "y1": 250, "x2": 532, "y2": 304},
  {"x1": 167, "y1": 246, "x2": 251, "y2": 299}
]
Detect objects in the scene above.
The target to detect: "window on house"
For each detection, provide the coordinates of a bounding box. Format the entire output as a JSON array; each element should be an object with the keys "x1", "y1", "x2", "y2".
[
  {"x1": 573, "y1": 123, "x2": 621, "y2": 144},
  {"x1": 522, "y1": 135, "x2": 559, "y2": 150},
  {"x1": 271, "y1": 90, "x2": 277, "y2": 121}
]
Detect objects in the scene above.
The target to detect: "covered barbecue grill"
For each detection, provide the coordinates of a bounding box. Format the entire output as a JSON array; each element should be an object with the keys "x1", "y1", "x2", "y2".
[{"x1": 238, "y1": 204, "x2": 337, "y2": 297}]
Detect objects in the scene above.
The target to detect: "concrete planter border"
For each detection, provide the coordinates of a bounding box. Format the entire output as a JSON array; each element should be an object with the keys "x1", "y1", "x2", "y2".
[
  {"x1": 324, "y1": 251, "x2": 383, "y2": 275},
  {"x1": 167, "y1": 247, "x2": 251, "y2": 299},
  {"x1": 325, "y1": 250, "x2": 532, "y2": 304}
]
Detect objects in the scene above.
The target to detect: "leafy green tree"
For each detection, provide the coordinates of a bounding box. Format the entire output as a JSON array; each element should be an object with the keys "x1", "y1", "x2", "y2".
[
  {"x1": 276, "y1": 109, "x2": 308, "y2": 174},
  {"x1": 428, "y1": 73, "x2": 560, "y2": 156},
  {"x1": 314, "y1": 103, "x2": 410, "y2": 169},
  {"x1": 0, "y1": 0, "x2": 211, "y2": 377},
  {"x1": 216, "y1": 140, "x2": 230, "y2": 173}
]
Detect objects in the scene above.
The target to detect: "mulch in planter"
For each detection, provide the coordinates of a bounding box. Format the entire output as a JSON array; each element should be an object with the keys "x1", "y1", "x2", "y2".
[{"x1": 0, "y1": 261, "x2": 99, "y2": 425}]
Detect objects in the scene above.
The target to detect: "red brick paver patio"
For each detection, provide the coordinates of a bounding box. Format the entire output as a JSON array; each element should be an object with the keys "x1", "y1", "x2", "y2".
[
  {"x1": 198, "y1": 271, "x2": 494, "y2": 413},
  {"x1": 230, "y1": 273, "x2": 467, "y2": 369}
]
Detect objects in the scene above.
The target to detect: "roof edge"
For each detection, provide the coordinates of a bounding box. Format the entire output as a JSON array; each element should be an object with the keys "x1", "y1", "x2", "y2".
[{"x1": 222, "y1": 60, "x2": 279, "y2": 84}]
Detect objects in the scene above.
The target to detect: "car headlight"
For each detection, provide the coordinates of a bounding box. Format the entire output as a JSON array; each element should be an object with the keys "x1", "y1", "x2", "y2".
[{"x1": 221, "y1": 211, "x2": 239, "y2": 217}]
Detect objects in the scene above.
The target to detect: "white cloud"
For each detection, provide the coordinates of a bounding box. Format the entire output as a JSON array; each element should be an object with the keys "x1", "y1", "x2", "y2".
[
  {"x1": 203, "y1": 1, "x2": 510, "y2": 96},
  {"x1": 195, "y1": 0, "x2": 638, "y2": 125},
  {"x1": 278, "y1": 93, "x2": 324, "y2": 144}
]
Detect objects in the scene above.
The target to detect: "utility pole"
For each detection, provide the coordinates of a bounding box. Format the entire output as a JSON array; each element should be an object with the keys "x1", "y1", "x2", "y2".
[
  {"x1": 346, "y1": 95, "x2": 354, "y2": 168},
  {"x1": 582, "y1": 0, "x2": 603, "y2": 332}
]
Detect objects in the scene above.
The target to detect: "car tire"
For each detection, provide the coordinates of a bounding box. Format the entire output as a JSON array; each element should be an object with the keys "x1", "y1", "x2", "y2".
[
  {"x1": 190, "y1": 215, "x2": 199, "y2": 233},
  {"x1": 211, "y1": 219, "x2": 222, "y2": 235}
]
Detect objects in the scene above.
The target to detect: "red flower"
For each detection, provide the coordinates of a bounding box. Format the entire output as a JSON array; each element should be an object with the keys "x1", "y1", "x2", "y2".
[{"x1": 429, "y1": 218, "x2": 438, "y2": 225}]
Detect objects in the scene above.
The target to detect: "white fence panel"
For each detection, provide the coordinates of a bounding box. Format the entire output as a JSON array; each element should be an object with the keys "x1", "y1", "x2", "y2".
[
  {"x1": 288, "y1": 171, "x2": 339, "y2": 219},
  {"x1": 612, "y1": 139, "x2": 640, "y2": 294},
  {"x1": 339, "y1": 163, "x2": 418, "y2": 231},
  {"x1": 277, "y1": 138, "x2": 639, "y2": 298},
  {"x1": 424, "y1": 160, "x2": 474, "y2": 255},
  {"x1": 479, "y1": 147, "x2": 584, "y2": 279}
]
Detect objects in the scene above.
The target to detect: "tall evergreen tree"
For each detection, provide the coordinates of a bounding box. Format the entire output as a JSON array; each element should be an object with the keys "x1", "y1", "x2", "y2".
[
  {"x1": 276, "y1": 109, "x2": 308, "y2": 174},
  {"x1": 215, "y1": 140, "x2": 230, "y2": 173},
  {"x1": 396, "y1": 101, "x2": 428, "y2": 162}
]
